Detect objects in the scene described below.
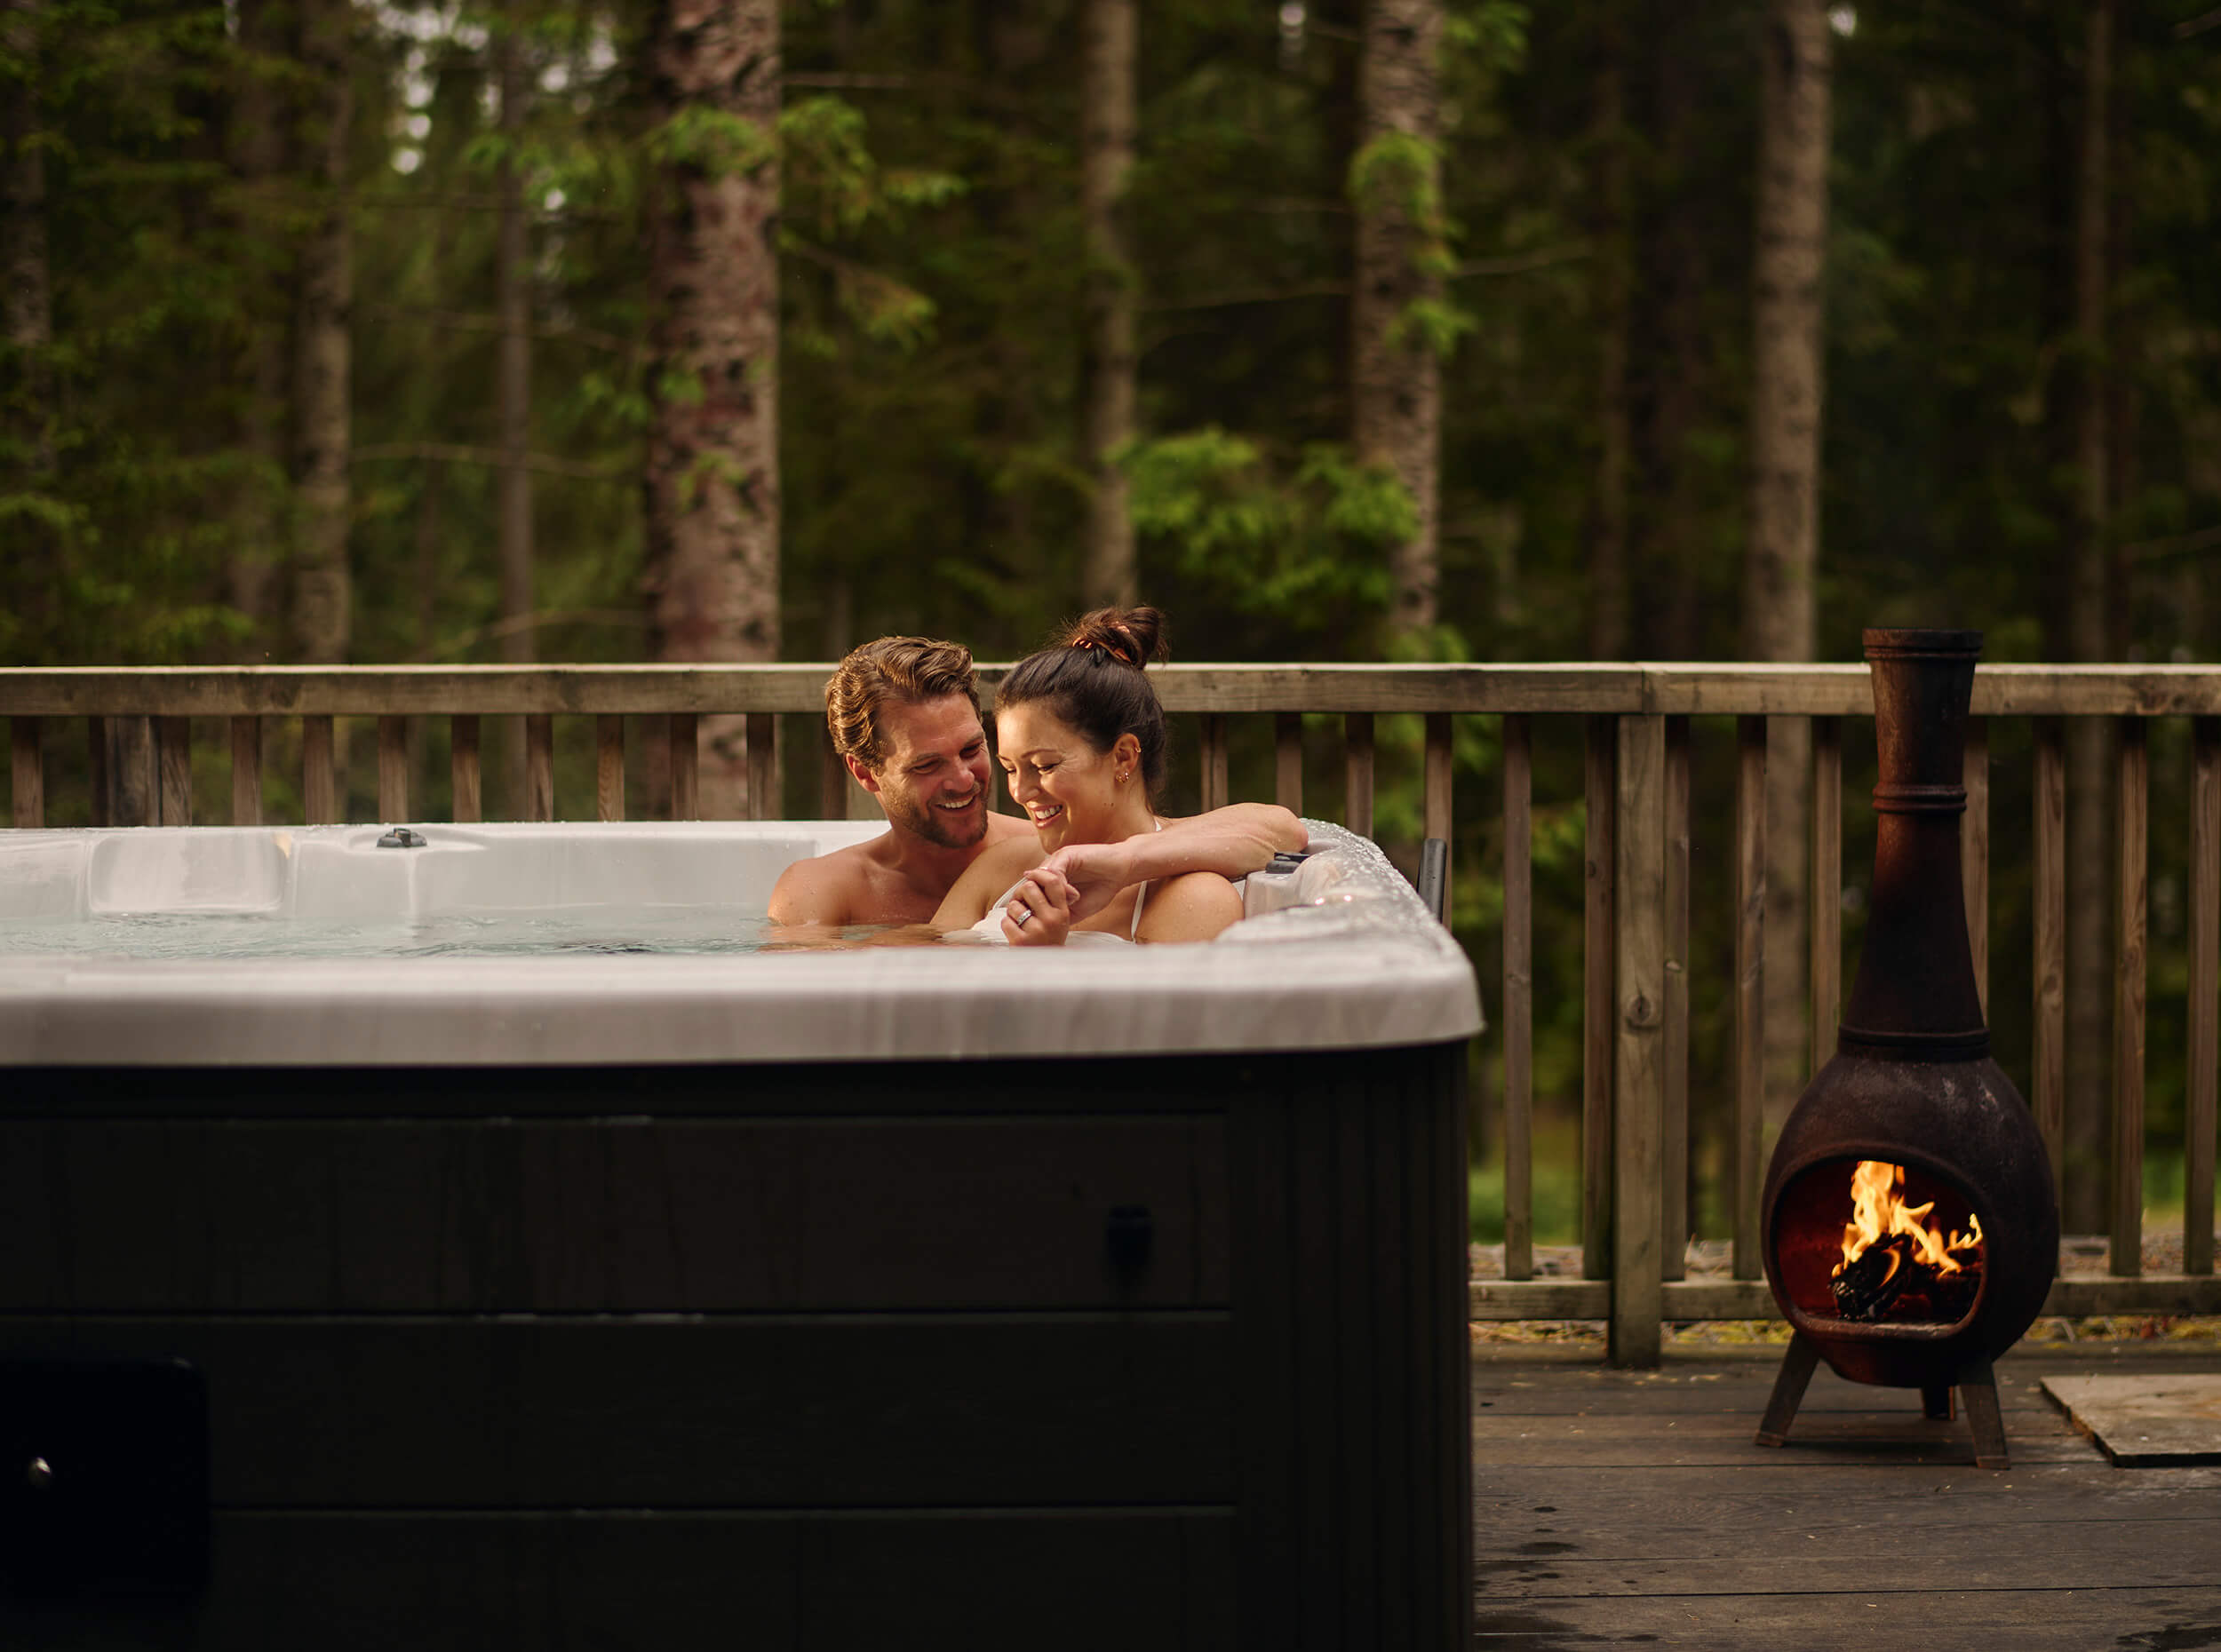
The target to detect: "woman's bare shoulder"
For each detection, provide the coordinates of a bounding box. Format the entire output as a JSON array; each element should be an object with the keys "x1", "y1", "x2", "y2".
[{"x1": 1135, "y1": 870, "x2": 1243, "y2": 944}]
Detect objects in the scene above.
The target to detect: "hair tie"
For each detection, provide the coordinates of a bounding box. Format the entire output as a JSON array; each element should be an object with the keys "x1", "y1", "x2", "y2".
[{"x1": 1073, "y1": 638, "x2": 1098, "y2": 653}]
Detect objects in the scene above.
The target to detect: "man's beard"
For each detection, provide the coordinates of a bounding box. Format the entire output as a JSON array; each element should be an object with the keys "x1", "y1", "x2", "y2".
[{"x1": 885, "y1": 783, "x2": 988, "y2": 850}]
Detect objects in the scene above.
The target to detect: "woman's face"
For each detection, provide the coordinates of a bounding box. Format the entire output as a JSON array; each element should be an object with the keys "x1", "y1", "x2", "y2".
[{"x1": 994, "y1": 702, "x2": 1134, "y2": 852}]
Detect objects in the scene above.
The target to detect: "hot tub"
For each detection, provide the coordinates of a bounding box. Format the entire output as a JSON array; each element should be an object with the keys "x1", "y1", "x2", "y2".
[{"x1": 0, "y1": 820, "x2": 1480, "y2": 1650}]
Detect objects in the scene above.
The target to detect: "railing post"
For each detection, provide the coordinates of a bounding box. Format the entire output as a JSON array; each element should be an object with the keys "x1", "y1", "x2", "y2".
[
  {"x1": 1274, "y1": 713, "x2": 1302, "y2": 815},
  {"x1": 599, "y1": 715, "x2": 627, "y2": 822},
  {"x1": 451, "y1": 715, "x2": 482, "y2": 822},
  {"x1": 2034, "y1": 718, "x2": 2066, "y2": 1227},
  {"x1": 1611, "y1": 713, "x2": 1667, "y2": 1368},
  {"x1": 1343, "y1": 713, "x2": 1374, "y2": 839},
  {"x1": 156, "y1": 716, "x2": 191, "y2": 825},
  {"x1": 2190, "y1": 717, "x2": 2218, "y2": 1278}
]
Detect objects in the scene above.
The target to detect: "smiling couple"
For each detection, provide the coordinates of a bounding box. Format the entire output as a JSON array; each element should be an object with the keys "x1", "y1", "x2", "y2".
[{"x1": 767, "y1": 608, "x2": 1305, "y2": 945}]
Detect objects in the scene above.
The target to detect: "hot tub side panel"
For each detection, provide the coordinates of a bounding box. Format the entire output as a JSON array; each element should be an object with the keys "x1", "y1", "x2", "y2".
[{"x1": 0, "y1": 1044, "x2": 1469, "y2": 1652}]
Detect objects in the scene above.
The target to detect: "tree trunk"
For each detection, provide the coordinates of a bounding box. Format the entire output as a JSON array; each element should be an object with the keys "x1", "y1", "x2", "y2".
[
  {"x1": 2062, "y1": 0, "x2": 2114, "y2": 1234},
  {"x1": 1587, "y1": 2, "x2": 1631, "y2": 661},
  {"x1": 1745, "y1": 0, "x2": 1831, "y2": 1121},
  {"x1": 1638, "y1": 0, "x2": 1707, "y2": 660},
  {"x1": 1352, "y1": 0, "x2": 1443, "y2": 639},
  {"x1": 1079, "y1": 0, "x2": 1136, "y2": 609},
  {"x1": 645, "y1": 0, "x2": 780, "y2": 820},
  {"x1": 3, "y1": 0, "x2": 55, "y2": 647},
  {"x1": 496, "y1": 14, "x2": 533, "y2": 666},
  {"x1": 227, "y1": 0, "x2": 289, "y2": 647},
  {"x1": 289, "y1": 0, "x2": 353, "y2": 667}
]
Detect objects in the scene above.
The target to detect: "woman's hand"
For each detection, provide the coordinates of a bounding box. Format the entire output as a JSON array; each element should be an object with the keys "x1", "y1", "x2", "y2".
[{"x1": 1002, "y1": 866, "x2": 1075, "y2": 945}]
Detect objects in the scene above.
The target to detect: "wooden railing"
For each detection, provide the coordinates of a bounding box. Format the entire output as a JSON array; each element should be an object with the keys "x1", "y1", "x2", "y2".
[{"x1": 6, "y1": 662, "x2": 2218, "y2": 1362}]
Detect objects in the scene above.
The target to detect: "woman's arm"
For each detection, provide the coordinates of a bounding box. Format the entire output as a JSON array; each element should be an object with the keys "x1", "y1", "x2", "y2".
[
  {"x1": 1133, "y1": 870, "x2": 1245, "y2": 945},
  {"x1": 1044, "y1": 802, "x2": 1304, "y2": 924},
  {"x1": 929, "y1": 836, "x2": 1042, "y2": 929}
]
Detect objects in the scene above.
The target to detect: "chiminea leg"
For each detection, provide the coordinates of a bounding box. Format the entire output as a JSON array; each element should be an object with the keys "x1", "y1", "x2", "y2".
[
  {"x1": 1922, "y1": 1383, "x2": 1955, "y2": 1420},
  {"x1": 1958, "y1": 1355, "x2": 2009, "y2": 1470},
  {"x1": 1755, "y1": 1331, "x2": 1822, "y2": 1448}
]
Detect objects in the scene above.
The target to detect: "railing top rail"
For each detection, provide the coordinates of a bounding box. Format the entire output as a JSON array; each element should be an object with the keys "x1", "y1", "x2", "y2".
[{"x1": 2, "y1": 662, "x2": 2217, "y2": 719}]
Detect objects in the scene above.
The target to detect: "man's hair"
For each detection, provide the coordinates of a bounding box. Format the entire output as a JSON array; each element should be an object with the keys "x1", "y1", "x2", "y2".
[{"x1": 825, "y1": 636, "x2": 981, "y2": 770}]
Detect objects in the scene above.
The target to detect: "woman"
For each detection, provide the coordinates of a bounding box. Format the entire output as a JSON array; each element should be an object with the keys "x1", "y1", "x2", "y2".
[{"x1": 934, "y1": 608, "x2": 1245, "y2": 946}]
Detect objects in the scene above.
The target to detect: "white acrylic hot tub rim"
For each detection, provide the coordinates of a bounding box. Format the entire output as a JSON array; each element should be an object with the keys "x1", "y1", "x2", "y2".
[{"x1": 0, "y1": 819, "x2": 1482, "y2": 1066}]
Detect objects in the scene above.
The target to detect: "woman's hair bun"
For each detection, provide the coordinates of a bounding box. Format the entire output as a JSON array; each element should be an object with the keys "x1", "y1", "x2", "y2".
[{"x1": 1059, "y1": 606, "x2": 1169, "y2": 670}]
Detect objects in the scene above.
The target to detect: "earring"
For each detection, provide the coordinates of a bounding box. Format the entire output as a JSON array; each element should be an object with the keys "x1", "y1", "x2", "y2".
[{"x1": 1118, "y1": 770, "x2": 1128, "y2": 782}]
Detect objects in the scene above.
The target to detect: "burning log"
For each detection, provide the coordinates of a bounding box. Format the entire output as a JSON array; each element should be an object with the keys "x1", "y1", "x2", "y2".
[{"x1": 1832, "y1": 1233, "x2": 1917, "y2": 1321}]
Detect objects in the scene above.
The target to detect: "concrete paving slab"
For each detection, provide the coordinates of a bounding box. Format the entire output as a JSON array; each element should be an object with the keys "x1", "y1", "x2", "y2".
[{"x1": 2039, "y1": 1373, "x2": 2221, "y2": 1465}]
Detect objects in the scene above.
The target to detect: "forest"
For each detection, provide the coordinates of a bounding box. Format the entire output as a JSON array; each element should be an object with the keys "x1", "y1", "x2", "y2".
[{"x1": 3, "y1": 0, "x2": 2217, "y2": 1239}]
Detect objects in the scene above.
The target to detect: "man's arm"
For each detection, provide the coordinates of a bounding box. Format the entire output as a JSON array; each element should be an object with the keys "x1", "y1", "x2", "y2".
[{"x1": 1044, "y1": 802, "x2": 1305, "y2": 924}]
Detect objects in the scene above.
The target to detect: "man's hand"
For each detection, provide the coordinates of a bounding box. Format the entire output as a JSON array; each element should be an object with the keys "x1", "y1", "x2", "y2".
[
  {"x1": 1004, "y1": 866, "x2": 1078, "y2": 945},
  {"x1": 1037, "y1": 841, "x2": 1138, "y2": 925}
]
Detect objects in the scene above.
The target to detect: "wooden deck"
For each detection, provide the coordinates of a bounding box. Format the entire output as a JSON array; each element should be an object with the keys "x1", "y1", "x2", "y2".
[{"x1": 1472, "y1": 1341, "x2": 2221, "y2": 1648}]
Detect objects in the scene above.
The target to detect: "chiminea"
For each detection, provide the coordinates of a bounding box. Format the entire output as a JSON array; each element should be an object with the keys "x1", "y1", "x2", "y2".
[{"x1": 1757, "y1": 630, "x2": 2058, "y2": 1469}]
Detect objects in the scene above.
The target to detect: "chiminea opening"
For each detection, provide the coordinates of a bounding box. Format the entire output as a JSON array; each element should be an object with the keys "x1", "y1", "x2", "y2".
[
  {"x1": 1775, "y1": 1159, "x2": 1985, "y2": 1332},
  {"x1": 1757, "y1": 630, "x2": 2058, "y2": 1470}
]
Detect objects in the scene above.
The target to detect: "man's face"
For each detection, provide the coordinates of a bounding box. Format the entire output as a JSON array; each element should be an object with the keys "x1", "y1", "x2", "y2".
[{"x1": 861, "y1": 695, "x2": 992, "y2": 850}]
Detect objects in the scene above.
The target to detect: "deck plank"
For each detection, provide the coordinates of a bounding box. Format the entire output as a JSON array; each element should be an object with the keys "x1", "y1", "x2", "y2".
[{"x1": 1471, "y1": 1349, "x2": 2221, "y2": 1648}]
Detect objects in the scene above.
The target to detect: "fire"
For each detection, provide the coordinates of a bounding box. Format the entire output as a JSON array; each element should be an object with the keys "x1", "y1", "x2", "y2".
[{"x1": 1835, "y1": 1159, "x2": 1982, "y2": 1287}]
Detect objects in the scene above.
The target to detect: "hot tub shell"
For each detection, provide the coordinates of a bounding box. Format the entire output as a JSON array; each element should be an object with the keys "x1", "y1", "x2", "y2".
[{"x1": 0, "y1": 820, "x2": 1480, "y2": 1650}]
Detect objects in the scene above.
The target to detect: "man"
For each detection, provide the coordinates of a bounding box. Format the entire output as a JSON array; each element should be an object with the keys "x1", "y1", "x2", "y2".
[{"x1": 768, "y1": 635, "x2": 1303, "y2": 928}]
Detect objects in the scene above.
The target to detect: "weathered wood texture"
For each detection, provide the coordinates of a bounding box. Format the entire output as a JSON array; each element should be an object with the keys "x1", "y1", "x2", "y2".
[
  {"x1": 8, "y1": 661, "x2": 2221, "y2": 718},
  {"x1": 1469, "y1": 1349, "x2": 2221, "y2": 1648},
  {"x1": 2193, "y1": 718, "x2": 2219, "y2": 1276},
  {"x1": 1501, "y1": 714, "x2": 1533, "y2": 1282},
  {"x1": 1581, "y1": 717, "x2": 1614, "y2": 1281},
  {"x1": 2114, "y1": 715, "x2": 2148, "y2": 1277},
  {"x1": 1661, "y1": 718, "x2": 1690, "y2": 1281},
  {"x1": 1610, "y1": 716, "x2": 1665, "y2": 1367},
  {"x1": 1733, "y1": 716, "x2": 1766, "y2": 1280},
  {"x1": 1808, "y1": 714, "x2": 1840, "y2": 1067}
]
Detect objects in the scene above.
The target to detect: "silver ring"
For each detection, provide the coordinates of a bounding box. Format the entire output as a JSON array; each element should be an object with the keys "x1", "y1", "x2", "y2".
[{"x1": 1012, "y1": 905, "x2": 1031, "y2": 927}]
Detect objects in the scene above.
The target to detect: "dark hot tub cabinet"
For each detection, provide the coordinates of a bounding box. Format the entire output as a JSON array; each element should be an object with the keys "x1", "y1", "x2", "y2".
[
  {"x1": 0, "y1": 819, "x2": 1480, "y2": 1649},
  {"x1": 1757, "y1": 631, "x2": 2059, "y2": 1468}
]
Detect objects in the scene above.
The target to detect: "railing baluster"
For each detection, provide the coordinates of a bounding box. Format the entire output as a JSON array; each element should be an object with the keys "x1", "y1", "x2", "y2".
[
  {"x1": 599, "y1": 715, "x2": 626, "y2": 822},
  {"x1": 1963, "y1": 716, "x2": 1990, "y2": 1018},
  {"x1": 1275, "y1": 712, "x2": 1302, "y2": 815},
  {"x1": 1612, "y1": 713, "x2": 1667, "y2": 1367},
  {"x1": 303, "y1": 716, "x2": 337, "y2": 824},
  {"x1": 816, "y1": 723, "x2": 846, "y2": 822},
  {"x1": 2034, "y1": 718, "x2": 2066, "y2": 1222},
  {"x1": 157, "y1": 717, "x2": 191, "y2": 825},
  {"x1": 1344, "y1": 713, "x2": 1374, "y2": 838},
  {"x1": 378, "y1": 716, "x2": 409, "y2": 822},
  {"x1": 451, "y1": 715, "x2": 482, "y2": 822},
  {"x1": 11, "y1": 717, "x2": 41, "y2": 829},
  {"x1": 1200, "y1": 714, "x2": 1228, "y2": 814},
  {"x1": 2113, "y1": 715, "x2": 2148, "y2": 1280},
  {"x1": 672, "y1": 713, "x2": 699, "y2": 821},
  {"x1": 1662, "y1": 716, "x2": 1690, "y2": 1282},
  {"x1": 745, "y1": 711, "x2": 776, "y2": 822},
  {"x1": 86, "y1": 716, "x2": 108, "y2": 827},
  {"x1": 1733, "y1": 716, "x2": 1767, "y2": 1282},
  {"x1": 1501, "y1": 713, "x2": 1532, "y2": 1283},
  {"x1": 230, "y1": 716, "x2": 261, "y2": 826},
  {"x1": 525, "y1": 714, "x2": 554, "y2": 822},
  {"x1": 2190, "y1": 716, "x2": 2218, "y2": 1277},
  {"x1": 1423, "y1": 713, "x2": 1452, "y2": 845},
  {"x1": 1810, "y1": 716, "x2": 1841, "y2": 1070},
  {"x1": 1582, "y1": 715, "x2": 1615, "y2": 1281}
]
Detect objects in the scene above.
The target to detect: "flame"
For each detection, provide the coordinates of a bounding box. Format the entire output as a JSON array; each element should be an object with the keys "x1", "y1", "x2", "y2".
[{"x1": 1835, "y1": 1160, "x2": 1983, "y2": 1279}]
